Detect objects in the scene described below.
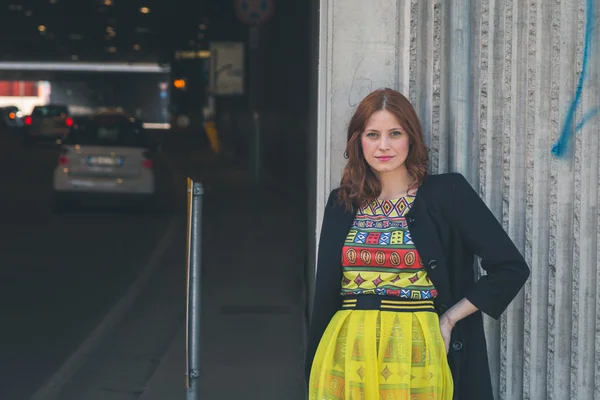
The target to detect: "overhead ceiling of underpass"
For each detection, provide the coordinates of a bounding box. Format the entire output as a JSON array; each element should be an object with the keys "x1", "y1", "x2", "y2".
[
  {"x1": 0, "y1": 65, "x2": 169, "y2": 81},
  {"x1": 0, "y1": 0, "x2": 235, "y2": 64}
]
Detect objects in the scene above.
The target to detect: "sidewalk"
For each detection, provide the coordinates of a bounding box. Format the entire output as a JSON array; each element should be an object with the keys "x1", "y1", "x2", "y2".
[{"x1": 139, "y1": 166, "x2": 309, "y2": 399}]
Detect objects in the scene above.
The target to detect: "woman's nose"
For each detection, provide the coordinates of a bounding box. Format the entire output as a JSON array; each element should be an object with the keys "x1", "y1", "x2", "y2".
[{"x1": 378, "y1": 137, "x2": 390, "y2": 150}]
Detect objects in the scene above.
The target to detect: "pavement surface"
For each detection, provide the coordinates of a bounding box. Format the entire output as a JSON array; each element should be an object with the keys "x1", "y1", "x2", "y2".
[{"x1": 0, "y1": 127, "x2": 308, "y2": 400}]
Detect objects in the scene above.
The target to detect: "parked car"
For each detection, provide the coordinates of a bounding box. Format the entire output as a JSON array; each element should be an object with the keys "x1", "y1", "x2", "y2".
[
  {"x1": 0, "y1": 106, "x2": 24, "y2": 129},
  {"x1": 52, "y1": 113, "x2": 160, "y2": 212},
  {"x1": 23, "y1": 104, "x2": 72, "y2": 146}
]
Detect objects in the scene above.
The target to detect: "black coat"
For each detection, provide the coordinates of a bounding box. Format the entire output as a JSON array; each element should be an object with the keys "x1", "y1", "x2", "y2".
[{"x1": 305, "y1": 172, "x2": 530, "y2": 399}]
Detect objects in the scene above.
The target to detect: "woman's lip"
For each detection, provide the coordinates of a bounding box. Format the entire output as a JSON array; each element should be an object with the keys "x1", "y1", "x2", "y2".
[{"x1": 376, "y1": 156, "x2": 394, "y2": 161}]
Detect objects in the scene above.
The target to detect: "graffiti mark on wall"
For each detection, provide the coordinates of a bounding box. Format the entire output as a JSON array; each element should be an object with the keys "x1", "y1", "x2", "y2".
[
  {"x1": 348, "y1": 58, "x2": 394, "y2": 107},
  {"x1": 552, "y1": 0, "x2": 598, "y2": 157},
  {"x1": 349, "y1": 59, "x2": 374, "y2": 107}
]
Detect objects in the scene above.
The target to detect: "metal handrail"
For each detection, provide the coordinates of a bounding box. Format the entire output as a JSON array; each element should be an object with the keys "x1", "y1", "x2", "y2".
[{"x1": 186, "y1": 178, "x2": 204, "y2": 400}]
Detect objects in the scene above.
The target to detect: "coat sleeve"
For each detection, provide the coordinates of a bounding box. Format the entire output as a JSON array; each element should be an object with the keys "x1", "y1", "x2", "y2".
[
  {"x1": 450, "y1": 173, "x2": 530, "y2": 320},
  {"x1": 304, "y1": 190, "x2": 343, "y2": 384}
]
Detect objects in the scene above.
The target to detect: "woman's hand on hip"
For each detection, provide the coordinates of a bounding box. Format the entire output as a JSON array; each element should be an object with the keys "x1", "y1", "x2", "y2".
[
  {"x1": 439, "y1": 314, "x2": 455, "y2": 353},
  {"x1": 438, "y1": 298, "x2": 479, "y2": 353}
]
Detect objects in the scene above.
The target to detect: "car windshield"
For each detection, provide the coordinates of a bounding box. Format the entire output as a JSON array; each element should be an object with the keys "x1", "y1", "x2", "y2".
[
  {"x1": 63, "y1": 117, "x2": 148, "y2": 148},
  {"x1": 32, "y1": 106, "x2": 68, "y2": 117}
]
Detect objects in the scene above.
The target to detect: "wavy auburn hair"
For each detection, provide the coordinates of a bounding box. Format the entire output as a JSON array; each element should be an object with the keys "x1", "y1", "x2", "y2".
[{"x1": 338, "y1": 88, "x2": 429, "y2": 210}]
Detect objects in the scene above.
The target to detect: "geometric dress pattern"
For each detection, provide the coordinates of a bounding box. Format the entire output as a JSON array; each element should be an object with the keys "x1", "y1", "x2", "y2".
[
  {"x1": 309, "y1": 195, "x2": 453, "y2": 400},
  {"x1": 340, "y1": 195, "x2": 438, "y2": 299}
]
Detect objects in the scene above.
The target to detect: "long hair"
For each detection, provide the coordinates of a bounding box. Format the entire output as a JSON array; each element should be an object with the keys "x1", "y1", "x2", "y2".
[{"x1": 338, "y1": 88, "x2": 429, "y2": 210}]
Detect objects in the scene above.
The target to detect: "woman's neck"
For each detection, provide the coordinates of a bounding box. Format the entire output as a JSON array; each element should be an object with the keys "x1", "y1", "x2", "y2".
[{"x1": 377, "y1": 168, "x2": 413, "y2": 200}]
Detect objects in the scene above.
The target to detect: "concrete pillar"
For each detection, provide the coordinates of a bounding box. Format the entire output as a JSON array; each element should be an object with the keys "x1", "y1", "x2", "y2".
[
  {"x1": 311, "y1": 0, "x2": 405, "y2": 245},
  {"x1": 308, "y1": 0, "x2": 407, "y2": 311},
  {"x1": 314, "y1": 0, "x2": 405, "y2": 204},
  {"x1": 312, "y1": 0, "x2": 600, "y2": 399}
]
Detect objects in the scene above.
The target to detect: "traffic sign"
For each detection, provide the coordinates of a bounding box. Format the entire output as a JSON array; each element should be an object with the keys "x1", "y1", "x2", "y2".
[{"x1": 235, "y1": 0, "x2": 275, "y2": 25}]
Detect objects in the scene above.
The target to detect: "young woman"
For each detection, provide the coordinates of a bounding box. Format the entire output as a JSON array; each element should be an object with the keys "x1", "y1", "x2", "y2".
[{"x1": 306, "y1": 88, "x2": 529, "y2": 399}]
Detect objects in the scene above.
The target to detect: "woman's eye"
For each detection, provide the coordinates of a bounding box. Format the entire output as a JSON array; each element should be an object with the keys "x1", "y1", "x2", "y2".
[
  {"x1": 366, "y1": 132, "x2": 378, "y2": 138},
  {"x1": 391, "y1": 131, "x2": 403, "y2": 136}
]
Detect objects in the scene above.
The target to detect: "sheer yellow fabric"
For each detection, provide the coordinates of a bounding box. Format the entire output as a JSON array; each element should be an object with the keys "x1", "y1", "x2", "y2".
[{"x1": 309, "y1": 310, "x2": 453, "y2": 400}]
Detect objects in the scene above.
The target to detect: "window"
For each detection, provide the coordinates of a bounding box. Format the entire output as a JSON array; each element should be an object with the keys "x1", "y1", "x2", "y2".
[
  {"x1": 32, "y1": 105, "x2": 69, "y2": 117},
  {"x1": 63, "y1": 116, "x2": 148, "y2": 148}
]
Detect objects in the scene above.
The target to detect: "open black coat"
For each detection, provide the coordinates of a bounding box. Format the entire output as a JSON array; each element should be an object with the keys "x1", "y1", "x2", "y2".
[{"x1": 305, "y1": 172, "x2": 530, "y2": 399}]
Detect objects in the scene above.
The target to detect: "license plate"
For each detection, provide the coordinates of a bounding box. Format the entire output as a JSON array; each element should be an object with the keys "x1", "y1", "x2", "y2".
[
  {"x1": 71, "y1": 179, "x2": 117, "y2": 188},
  {"x1": 87, "y1": 156, "x2": 123, "y2": 167}
]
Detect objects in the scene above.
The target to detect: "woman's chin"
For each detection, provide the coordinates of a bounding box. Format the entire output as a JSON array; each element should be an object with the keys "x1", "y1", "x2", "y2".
[{"x1": 371, "y1": 164, "x2": 405, "y2": 175}]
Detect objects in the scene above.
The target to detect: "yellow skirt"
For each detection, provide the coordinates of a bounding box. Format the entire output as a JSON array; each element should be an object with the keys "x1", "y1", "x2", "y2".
[{"x1": 309, "y1": 306, "x2": 453, "y2": 400}]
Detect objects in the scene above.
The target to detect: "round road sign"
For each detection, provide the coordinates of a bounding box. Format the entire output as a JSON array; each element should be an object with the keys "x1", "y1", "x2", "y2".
[{"x1": 235, "y1": 0, "x2": 275, "y2": 25}]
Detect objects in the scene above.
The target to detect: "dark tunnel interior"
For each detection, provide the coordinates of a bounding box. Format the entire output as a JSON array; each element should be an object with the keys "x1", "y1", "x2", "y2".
[{"x1": 0, "y1": 1, "x2": 314, "y2": 399}]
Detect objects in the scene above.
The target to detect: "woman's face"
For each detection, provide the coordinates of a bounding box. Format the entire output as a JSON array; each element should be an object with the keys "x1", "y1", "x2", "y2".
[{"x1": 360, "y1": 109, "x2": 410, "y2": 175}]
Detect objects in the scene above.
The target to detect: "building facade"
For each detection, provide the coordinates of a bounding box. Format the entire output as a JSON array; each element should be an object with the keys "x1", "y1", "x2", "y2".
[{"x1": 309, "y1": 0, "x2": 600, "y2": 399}]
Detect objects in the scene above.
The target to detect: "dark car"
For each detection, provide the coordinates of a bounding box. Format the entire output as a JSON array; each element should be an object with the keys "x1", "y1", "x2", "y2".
[
  {"x1": 23, "y1": 104, "x2": 72, "y2": 146},
  {"x1": 0, "y1": 106, "x2": 24, "y2": 129}
]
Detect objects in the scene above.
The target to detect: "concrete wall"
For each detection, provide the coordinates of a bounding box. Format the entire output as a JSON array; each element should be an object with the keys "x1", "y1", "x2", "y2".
[
  {"x1": 313, "y1": 0, "x2": 600, "y2": 399},
  {"x1": 50, "y1": 74, "x2": 169, "y2": 123},
  {"x1": 50, "y1": 81, "x2": 96, "y2": 110}
]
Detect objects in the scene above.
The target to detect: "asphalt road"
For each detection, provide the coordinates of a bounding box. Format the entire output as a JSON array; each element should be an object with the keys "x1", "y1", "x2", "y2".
[{"x1": 0, "y1": 128, "x2": 211, "y2": 400}]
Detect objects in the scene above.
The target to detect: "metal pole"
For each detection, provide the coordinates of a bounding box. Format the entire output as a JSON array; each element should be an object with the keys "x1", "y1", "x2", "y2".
[
  {"x1": 249, "y1": 26, "x2": 261, "y2": 186},
  {"x1": 186, "y1": 178, "x2": 203, "y2": 400}
]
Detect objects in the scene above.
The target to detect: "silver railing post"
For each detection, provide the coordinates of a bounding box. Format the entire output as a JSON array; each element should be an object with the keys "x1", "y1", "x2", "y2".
[{"x1": 186, "y1": 178, "x2": 203, "y2": 400}]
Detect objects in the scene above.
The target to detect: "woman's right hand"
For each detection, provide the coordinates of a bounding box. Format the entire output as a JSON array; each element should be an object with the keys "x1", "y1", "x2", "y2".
[{"x1": 439, "y1": 314, "x2": 455, "y2": 354}]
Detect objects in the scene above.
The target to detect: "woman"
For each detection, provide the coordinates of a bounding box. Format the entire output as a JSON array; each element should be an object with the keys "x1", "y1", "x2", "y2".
[{"x1": 306, "y1": 88, "x2": 529, "y2": 399}]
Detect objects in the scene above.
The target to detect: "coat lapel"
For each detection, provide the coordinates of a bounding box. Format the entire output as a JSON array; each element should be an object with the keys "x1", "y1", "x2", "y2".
[
  {"x1": 317, "y1": 200, "x2": 356, "y2": 284},
  {"x1": 330, "y1": 202, "x2": 356, "y2": 257},
  {"x1": 405, "y1": 184, "x2": 453, "y2": 309}
]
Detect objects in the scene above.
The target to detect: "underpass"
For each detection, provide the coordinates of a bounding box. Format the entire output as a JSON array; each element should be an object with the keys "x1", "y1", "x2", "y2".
[
  {"x1": 0, "y1": 128, "x2": 175, "y2": 399},
  {"x1": 0, "y1": 127, "x2": 307, "y2": 399},
  {"x1": 1, "y1": 1, "x2": 312, "y2": 398},
  {"x1": 0, "y1": 62, "x2": 171, "y2": 129}
]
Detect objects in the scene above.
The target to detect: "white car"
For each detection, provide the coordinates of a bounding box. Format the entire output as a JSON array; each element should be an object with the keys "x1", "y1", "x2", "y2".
[{"x1": 53, "y1": 114, "x2": 158, "y2": 211}]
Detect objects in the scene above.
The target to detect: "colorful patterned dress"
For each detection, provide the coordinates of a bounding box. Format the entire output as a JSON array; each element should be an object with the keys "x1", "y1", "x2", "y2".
[{"x1": 309, "y1": 195, "x2": 453, "y2": 400}]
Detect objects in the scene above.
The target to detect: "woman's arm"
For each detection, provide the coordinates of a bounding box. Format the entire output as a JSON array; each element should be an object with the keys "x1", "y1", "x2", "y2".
[
  {"x1": 439, "y1": 298, "x2": 478, "y2": 352},
  {"x1": 450, "y1": 173, "x2": 530, "y2": 320},
  {"x1": 304, "y1": 190, "x2": 344, "y2": 383}
]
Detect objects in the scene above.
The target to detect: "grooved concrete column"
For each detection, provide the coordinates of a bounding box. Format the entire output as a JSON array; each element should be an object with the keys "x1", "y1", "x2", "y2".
[
  {"x1": 311, "y1": 0, "x2": 600, "y2": 399},
  {"x1": 309, "y1": 0, "x2": 408, "y2": 309}
]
